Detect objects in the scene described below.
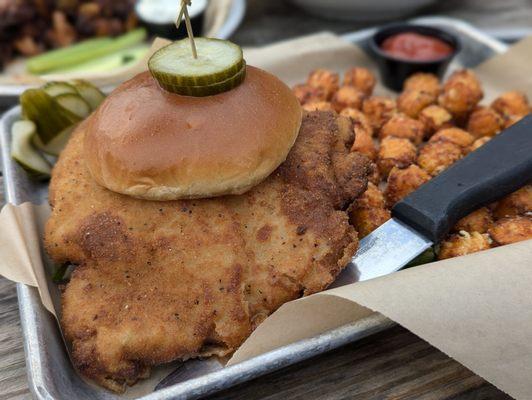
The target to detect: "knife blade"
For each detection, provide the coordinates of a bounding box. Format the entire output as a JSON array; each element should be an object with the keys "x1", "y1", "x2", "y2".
[
  {"x1": 335, "y1": 113, "x2": 532, "y2": 285},
  {"x1": 332, "y1": 218, "x2": 432, "y2": 285}
]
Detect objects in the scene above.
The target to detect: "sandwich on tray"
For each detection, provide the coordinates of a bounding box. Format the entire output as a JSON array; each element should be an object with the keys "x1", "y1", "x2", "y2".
[
  {"x1": 11, "y1": 1, "x2": 532, "y2": 393},
  {"x1": 38, "y1": 1, "x2": 372, "y2": 391}
]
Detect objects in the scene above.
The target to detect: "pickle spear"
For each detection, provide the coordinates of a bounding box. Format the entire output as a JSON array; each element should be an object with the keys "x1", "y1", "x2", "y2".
[
  {"x1": 148, "y1": 37, "x2": 244, "y2": 93},
  {"x1": 11, "y1": 120, "x2": 51, "y2": 179}
]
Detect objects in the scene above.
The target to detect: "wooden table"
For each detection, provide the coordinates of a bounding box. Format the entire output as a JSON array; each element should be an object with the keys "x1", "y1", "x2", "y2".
[{"x1": 1, "y1": 0, "x2": 530, "y2": 398}]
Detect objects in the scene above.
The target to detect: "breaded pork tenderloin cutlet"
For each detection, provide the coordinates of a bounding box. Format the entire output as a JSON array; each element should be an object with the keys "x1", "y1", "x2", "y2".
[{"x1": 45, "y1": 111, "x2": 371, "y2": 392}]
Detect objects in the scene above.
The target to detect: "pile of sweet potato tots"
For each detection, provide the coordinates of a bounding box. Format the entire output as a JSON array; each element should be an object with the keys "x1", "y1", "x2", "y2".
[{"x1": 292, "y1": 67, "x2": 532, "y2": 260}]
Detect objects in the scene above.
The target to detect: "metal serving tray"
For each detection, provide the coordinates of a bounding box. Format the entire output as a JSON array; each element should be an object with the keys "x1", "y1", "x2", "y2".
[{"x1": 1, "y1": 16, "x2": 507, "y2": 400}]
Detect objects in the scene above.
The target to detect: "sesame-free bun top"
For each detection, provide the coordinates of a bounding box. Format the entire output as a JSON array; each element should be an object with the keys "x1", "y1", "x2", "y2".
[{"x1": 83, "y1": 66, "x2": 302, "y2": 200}]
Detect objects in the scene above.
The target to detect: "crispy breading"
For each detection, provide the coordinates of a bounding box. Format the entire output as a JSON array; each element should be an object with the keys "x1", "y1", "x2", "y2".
[
  {"x1": 348, "y1": 183, "x2": 390, "y2": 238},
  {"x1": 466, "y1": 106, "x2": 503, "y2": 138},
  {"x1": 492, "y1": 186, "x2": 532, "y2": 219},
  {"x1": 438, "y1": 231, "x2": 492, "y2": 260},
  {"x1": 307, "y1": 69, "x2": 340, "y2": 100},
  {"x1": 302, "y1": 101, "x2": 334, "y2": 112},
  {"x1": 417, "y1": 141, "x2": 462, "y2": 176},
  {"x1": 377, "y1": 136, "x2": 417, "y2": 177},
  {"x1": 429, "y1": 127, "x2": 474, "y2": 153},
  {"x1": 418, "y1": 105, "x2": 453, "y2": 137},
  {"x1": 349, "y1": 207, "x2": 390, "y2": 238},
  {"x1": 469, "y1": 136, "x2": 491, "y2": 152},
  {"x1": 353, "y1": 182, "x2": 385, "y2": 208},
  {"x1": 489, "y1": 216, "x2": 532, "y2": 245},
  {"x1": 384, "y1": 165, "x2": 430, "y2": 208},
  {"x1": 503, "y1": 114, "x2": 525, "y2": 129},
  {"x1": 351, "y1": 129, "x2": 377, "y2": 160},
  {"x1": 367, "y1": 162, "x2": 381, "y2": 186},
  {"x1": 362, "y1": 96, "x2": 397, "y2": 131},
  {"x1": 438, "y1": 69, "x2": 483, "y2": 119},
  {"x1": 292, "y1": 83, "x2": 326, "y2": 105},
  {"x1": 331, "y1": 86, "x2": 365, "y2": 112},
  {"x1": 397, "y1": 89, "x2": 436, "y2": 119},
  {"x1": 379, "y1": 113, "x2": 425, "y2": 145},
  {"x1": 340, "y1": 107, "x2": 374, "y2": 137},
  {"x1": 453, "y1": 207, "x2": 493, "y2": 234},
  {"x1": 403, "y1": 73, "x2": 441, "y2": 97},
  {"x1": 343, "y1": 67, "x2": 376, "y2": 96},
  {"x1": 45, "y1": 112, "x2": 370, "y2": 392},
  {"x1": 491, "y1": 91, "x2": 530, "y2": 119}
]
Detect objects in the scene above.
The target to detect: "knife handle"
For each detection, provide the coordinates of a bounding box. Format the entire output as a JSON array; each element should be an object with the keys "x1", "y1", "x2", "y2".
[{"x1": 393, "y1": 114, "x2": 532, "y2": 243}]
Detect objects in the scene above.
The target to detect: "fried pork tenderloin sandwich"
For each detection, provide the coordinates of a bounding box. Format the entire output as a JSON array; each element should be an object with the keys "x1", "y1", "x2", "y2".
[{"x1": 45, "y1": 38, "x2": 372, "y2": 392}]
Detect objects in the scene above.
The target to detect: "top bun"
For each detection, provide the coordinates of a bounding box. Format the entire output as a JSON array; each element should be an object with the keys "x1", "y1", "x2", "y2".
[{"x1": 83, "y1": 66, "x2": 302, "y2": 200}]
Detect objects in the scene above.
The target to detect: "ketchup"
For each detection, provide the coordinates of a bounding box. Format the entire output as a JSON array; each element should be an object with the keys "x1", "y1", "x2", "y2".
[{"x1": 381, "y1": 32, "x2": 454, "y2": 62}]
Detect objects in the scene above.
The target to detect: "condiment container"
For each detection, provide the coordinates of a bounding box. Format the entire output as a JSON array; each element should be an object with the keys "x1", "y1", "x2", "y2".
[{"x1": 369, "y1": 24, "x2": 460, "y2": 91}]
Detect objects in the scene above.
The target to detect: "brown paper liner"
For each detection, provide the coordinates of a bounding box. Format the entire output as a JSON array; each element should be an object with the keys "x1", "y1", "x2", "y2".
[
  {"x1": 1, "y1": 33, "x2": 532, "y2": 398},
  {"x1": 228, "y1": 240, "x2": 532, "y2": 399}
]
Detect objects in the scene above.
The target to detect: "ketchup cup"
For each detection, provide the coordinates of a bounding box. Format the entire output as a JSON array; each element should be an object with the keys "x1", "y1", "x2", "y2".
[{"x1": 369, "y1": 24, "x2": 460, "y2": 92}]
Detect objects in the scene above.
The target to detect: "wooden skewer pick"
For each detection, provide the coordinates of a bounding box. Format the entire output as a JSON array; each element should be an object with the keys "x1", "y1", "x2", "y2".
[{"x1": 176, "y1": 0, "x2": 198, "y2": 59}]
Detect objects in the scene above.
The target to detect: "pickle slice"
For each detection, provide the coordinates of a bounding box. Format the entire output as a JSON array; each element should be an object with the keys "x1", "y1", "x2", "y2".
[
  {"x1": 32, "y1": 124, "x2": 75, "y2": 156},
  {"x1": 148, "y1": 37, "x2": 244, "y2": 88},
  {"x1": 43, "y1": 81, "x2": 78, "y2": 97},
  {"x1": 157, "y1": 63, "x2": 247, "y2": 97},
  {"x1": 69, "y1": 80, "x2": 106, "y2": 110},
  {"x1": 11, "y1": 120, "x2": 51, "y2": 179},
  {"x1": 54, "y1": 93, "x2": 91, "y2": 118},
  {"x1": 20, "y1": 88, "x2": 80, "y2": 144}
]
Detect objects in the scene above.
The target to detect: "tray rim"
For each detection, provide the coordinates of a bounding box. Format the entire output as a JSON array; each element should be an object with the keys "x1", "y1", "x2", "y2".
[{"x1": 2, "y1": 16, "x2": 508, "y2": 400}]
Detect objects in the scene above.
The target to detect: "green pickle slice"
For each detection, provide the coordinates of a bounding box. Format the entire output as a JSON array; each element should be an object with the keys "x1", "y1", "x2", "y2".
[
  {"x1": 43, "y1": 81, "x2": 78, "y2": 97},
  {"x1": 149, "y1": 37, "x2": 245, "y2": 95},
  {"x1": 54, "y1": 93, "x2": 91, "y2": 118},
  {"x1": 11, "y1": 120, "x2": 51, "y2": 179},
  {"x1": 157, "y1": 62, "x2": 246, "y2": 97},
  {"x1": 44, "y1": 80, "x2": 106, "y2": 110},
  {"x1": 69, "y1": 80, "x2": 106, "y2": 110},
  {"x1": 20, "y1": 88, "x2": 80, "y2": 144},
  {"x1": 32, "y1": 124, "x2": 76, "y2": 156}
]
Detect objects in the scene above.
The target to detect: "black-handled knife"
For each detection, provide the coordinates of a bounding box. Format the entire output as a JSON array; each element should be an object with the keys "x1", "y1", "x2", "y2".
[{"x1": 336, "y1": 113, "x2": 532, "y2": 283}]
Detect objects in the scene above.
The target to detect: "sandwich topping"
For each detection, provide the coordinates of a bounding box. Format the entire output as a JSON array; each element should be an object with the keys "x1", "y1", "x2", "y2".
[{"x1": 148, "y1": 37, "x2": 246, "y2": 96}]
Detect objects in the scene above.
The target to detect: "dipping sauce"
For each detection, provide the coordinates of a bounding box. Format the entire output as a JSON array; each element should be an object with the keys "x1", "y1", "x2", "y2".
[{"x1": 381, "y1": 32, "x2": 454, "y2": 62}]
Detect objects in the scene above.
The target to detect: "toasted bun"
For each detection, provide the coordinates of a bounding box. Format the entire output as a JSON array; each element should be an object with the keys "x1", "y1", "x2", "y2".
[{"x1": 83, "y1": 66, "x2": 302, "y2": 200}]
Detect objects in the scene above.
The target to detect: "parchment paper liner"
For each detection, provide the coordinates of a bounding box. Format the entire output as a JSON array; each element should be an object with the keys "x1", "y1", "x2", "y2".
[{"x1": 1, "y1": 33, "x2": 532, "y2": 399}]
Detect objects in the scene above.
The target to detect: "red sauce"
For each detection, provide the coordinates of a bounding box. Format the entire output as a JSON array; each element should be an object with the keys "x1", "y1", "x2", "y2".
[{"x1": 381, "y1": 32, "x2": 454, "y2": 61}]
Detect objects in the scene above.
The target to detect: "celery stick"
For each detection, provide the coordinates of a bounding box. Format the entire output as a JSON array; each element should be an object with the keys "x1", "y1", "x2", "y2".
[
  {"x1": 27, "y1": 28, "x2": 147, "y2": 74},
  {"x1": 27, "y1": 37, "x2": 113, "y2": 74},
  {"x1": 53, "y1": 45, "x2": 149, "y2": 74}
]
